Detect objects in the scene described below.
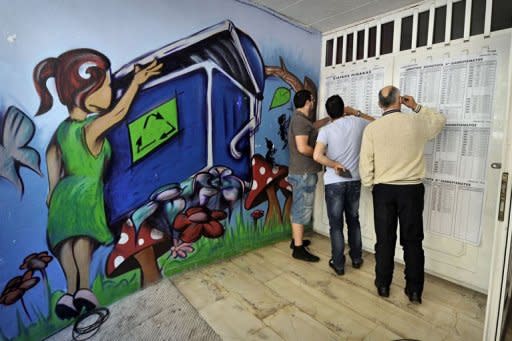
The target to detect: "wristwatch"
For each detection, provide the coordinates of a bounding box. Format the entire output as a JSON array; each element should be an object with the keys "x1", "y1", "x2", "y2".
[{"x1": 356, "y1": 110, "x2": 362, "y2": 117}]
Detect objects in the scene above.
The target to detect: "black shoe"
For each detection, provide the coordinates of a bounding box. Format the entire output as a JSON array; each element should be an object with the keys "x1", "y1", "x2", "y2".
[
  {"x1": 292, "y1": 245, "x2": 320, "y2": 262},
  {"x1": 404, "y1": 288, "x2": 422, "y2": 304},
  {"x1": 352, "y1": 259, "x2": 364, "y2": 269},
  {"x1": 375, "y1": 280, "x2": 390, "y2": 297},
  {"x1": 328, "y1": 259, "x2": 345, "y2": 275},
  {"x1": 289, "y1": 239, "x2": 311, "y2": 249}
]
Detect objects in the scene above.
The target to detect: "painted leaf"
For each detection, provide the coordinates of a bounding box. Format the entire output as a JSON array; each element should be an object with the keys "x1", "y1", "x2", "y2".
[
  {"x1": 269, "y1": 87, "x2": 291, "y2": 110},
  {"x1": 0, "y1": 106, "x2": 42, "y2": 194}
]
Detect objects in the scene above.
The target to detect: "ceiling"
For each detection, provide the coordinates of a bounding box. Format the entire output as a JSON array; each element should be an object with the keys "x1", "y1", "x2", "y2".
[{"x1": 247, "y1": 0, "x2": 421, "y2": 33}]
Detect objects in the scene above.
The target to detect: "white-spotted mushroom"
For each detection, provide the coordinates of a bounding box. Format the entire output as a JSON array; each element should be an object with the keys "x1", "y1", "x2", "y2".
[
  {"x1": 106, "y1": 219, "x2": 171, "y2": 287},
  {"x1": 244, "y1": 154, "x2": 288, "y2": 227}
]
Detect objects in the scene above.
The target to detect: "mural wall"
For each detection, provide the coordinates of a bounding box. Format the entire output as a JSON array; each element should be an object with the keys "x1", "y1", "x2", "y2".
[{"x1": 0, "y1": 0, "x2": 321, "y2": 339}]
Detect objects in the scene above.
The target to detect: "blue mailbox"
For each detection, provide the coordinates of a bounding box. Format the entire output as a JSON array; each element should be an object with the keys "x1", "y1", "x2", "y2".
[{"x1": 104, "y1": 20, "x2": 265, "y2": 226}]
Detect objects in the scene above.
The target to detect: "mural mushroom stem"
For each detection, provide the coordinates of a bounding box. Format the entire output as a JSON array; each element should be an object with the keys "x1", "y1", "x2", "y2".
[
  {"x1": 245, "y1": 155, "x2": 288, "y2": 227},
  {"x1": 106, "y1": 219, "x2": 172, "y2": 288},
  {"x1": 277, "y1": 176, "x2": 293, "y2": 224}
]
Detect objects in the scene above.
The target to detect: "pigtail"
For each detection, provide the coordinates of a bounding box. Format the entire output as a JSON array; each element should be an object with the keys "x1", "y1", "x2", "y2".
[
  {"x1": 33, "y1": 58, "x2": 58, "y2": 116},
  {"x1": 33, "y1": 49, "x2": 110, "y2": 115}
]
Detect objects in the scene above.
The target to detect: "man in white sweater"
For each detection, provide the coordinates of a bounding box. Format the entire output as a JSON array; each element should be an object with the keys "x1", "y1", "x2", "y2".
[{"x1": 359, "y1": 85, "x2": 446, "y2": 304}]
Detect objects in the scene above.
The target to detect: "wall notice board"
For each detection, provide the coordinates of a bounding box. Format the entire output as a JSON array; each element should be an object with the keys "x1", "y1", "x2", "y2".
[{"x1": 316, "y1": 31, "x2": 512, "y2": 291}]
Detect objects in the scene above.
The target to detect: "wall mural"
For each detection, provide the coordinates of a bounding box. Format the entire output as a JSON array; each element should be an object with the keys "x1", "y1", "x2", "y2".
[{"x1": 0, "y1": 20, "x2": 318, "y2": 340}]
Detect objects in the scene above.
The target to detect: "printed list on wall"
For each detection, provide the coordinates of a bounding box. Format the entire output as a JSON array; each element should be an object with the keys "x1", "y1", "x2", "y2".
[
  {"x1": 324, "y1": 66, "x2": 385, "y2": 117},
  {"x1": 400, "y1": 52, "x2": 498, "y2": 245}
]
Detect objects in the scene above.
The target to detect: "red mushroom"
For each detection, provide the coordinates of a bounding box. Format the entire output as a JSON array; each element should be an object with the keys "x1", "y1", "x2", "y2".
[
  {"x1": 245, "y1": 154, "x2": 288, "y2": 227},
  {"x1": 277, "y1": 175, "x2": 293, "y2": 224},
  {"x1": 106, "y1": 219, "x2": 172, "y2": 288}
]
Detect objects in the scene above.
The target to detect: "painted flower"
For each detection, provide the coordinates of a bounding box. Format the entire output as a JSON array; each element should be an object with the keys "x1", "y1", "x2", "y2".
[
  {"x1": 131, "y1": 183, "x2": 186, "y2": 232},
  {"x1": 169, "y1": 239, "x2": 194, "y2": 259},
  {"x1": 251, "y1": 209, "x2": 264, "y2": 220},
  {"x1": 173, "y1": 207, "x2": 227, "y2": 243},
  {"x1": 250, "y1": 209, "x2": 265, "y2": 226},
  {"x1": 19, "y1": 251, "x2": 53, "y2": 278},
  {"x1": 194, "y1": 166, "x2": 244, "y2": 210},
  {"x1": 0, "y1": 270, "x2": 40, "y2": 320}
]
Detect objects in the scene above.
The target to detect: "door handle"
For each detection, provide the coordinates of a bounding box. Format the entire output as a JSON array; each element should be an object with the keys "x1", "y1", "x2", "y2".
[{"x1": 498, "y1": 172, "x2": 509, "y2": 221}]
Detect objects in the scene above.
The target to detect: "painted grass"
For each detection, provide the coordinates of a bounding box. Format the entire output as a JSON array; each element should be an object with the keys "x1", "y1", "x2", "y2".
[
  {"x1": 9, "y1": 267, "x2": 142, "y2": 341},
  {"x1": 160, "y1": 214, "x2": 291, "y2": 277},
  {"x1": 10, "y1": 215, "x2": 293, "y2": 341},
  {"x1": 11, "y1": 290, "x2": 71, "y2": 341}
]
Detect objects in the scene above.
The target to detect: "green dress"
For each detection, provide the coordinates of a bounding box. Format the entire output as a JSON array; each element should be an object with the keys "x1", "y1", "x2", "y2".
[{"x1": 47, "y1": 116, "x2": 113, "y2": 251}]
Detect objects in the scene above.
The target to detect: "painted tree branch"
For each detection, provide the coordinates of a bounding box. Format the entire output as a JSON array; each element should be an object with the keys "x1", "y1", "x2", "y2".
[
  {"x1": 265, "y1": 57, "x2": 318, "y2": 107},
  {"x1": 303, "y1": 76, "x2": 317, "y2": 99},
  {"x1": 265, "y1": 57, "x2": 304, "y2": 92}
]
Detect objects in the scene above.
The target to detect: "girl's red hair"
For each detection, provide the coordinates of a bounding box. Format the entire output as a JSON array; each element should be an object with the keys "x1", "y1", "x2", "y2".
[{"x1": 33, "y1": 48, "x2": 111, "y2": 115}]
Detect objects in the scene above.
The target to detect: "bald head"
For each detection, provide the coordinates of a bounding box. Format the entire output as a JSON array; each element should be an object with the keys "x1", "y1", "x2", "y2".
[{"x1": 378, "y1": 85, "x2": 400, "y2": 110}]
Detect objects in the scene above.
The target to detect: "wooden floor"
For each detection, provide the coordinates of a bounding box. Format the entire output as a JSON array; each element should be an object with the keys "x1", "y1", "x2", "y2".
[{"x1": 172, "y1": 233, "x2": 486, "y2": 340}]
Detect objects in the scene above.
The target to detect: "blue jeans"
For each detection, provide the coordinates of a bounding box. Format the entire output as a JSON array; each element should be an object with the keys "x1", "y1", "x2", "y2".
[
  {"x1": 288, "y1": 173, "x2": 318, "y2": 225},
  {"x1": 325, "y1": 181, "x2": 362, "y2": 270}
]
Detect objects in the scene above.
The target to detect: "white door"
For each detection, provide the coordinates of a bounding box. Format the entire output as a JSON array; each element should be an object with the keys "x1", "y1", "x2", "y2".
[
  {"x1": 484, "y1": 173, "x2": 512, "y2": 340},
  {"x1": 483, "y1": 31, "x2": 512, "y2": 341},
  {"x1": 315, "y1": 30, "x2": 512, "y2": 292}
]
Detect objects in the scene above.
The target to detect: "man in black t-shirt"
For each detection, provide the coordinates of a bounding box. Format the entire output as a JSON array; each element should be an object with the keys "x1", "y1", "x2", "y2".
[{"x1": 287, "y1": 90, "x2": 329, "y2": 262}]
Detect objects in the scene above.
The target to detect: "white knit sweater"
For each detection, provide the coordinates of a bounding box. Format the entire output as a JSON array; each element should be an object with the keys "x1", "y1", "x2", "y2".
[{"x1": 359, "y1": 106, "x2": 446, "y2": 186}]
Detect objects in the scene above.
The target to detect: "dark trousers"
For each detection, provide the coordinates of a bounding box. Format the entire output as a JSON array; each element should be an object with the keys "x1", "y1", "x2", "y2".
[{"x1": 372, "y1": 183, "x2": 425, "y2": 293}]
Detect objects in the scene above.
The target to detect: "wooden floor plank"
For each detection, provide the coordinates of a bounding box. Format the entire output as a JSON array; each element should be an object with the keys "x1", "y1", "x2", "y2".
[
  {"x1": 301, "y1": 233, "x2": 487, "y2": 321},
  {"x1": 172, "y1": 270, "x2": 230, "y2": 310},
  {"x1": 172, "y1": 233, "x2": 485, "y2": 341},
  {"x1": 263, "y1": 305, "x2": 339, "y2": 341},
  {"x1": 446, "y1": 313, "x2": 484, "y2": 341},
  {"x1": 230, "y1": 251, "x2": 285, "y2": 283},
  {"x1": 363, "y1": 325, "x2": 402, "y2": 341},
  {"x1": 244, "y1": 327, "x2": 285, "y2": 341},
  {"x1": 200, "y1": 261, "x2": 289, "y2": 320},
  {"x1": 198, "y1": 296, "x2": 266, "y2": 340},
  {"x1": 259, "y1": 245, "x2": 448, "y2": 339},
  {"x1": 266, "y1": 272, "x2": 391, "y2": 339}
]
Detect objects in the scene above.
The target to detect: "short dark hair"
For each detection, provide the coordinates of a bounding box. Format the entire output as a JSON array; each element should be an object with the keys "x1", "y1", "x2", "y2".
[
  {"x1": 325, "y1": 95, "x2": 344, "y2": 119},
  {"x1": 293, "y1": 89, "x2": 313, "y2": 109},
  {"x1": 378, "y1": 86, "x2": 399, "y2": 108}
]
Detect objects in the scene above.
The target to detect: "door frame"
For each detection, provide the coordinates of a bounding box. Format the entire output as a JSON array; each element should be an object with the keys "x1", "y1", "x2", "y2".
[{"x1": 483, "y1": 31, "x2": 512, "y2": 341}]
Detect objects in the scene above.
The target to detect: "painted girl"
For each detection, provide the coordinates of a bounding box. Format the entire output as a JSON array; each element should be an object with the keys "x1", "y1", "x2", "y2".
[{"x1": 33, "y1": 49, "x2": 162, "y2": 319}]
